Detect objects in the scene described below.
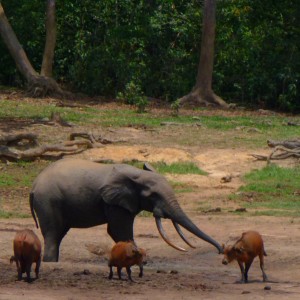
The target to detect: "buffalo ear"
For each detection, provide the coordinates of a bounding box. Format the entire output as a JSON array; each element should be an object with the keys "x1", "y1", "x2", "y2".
[
  {"x1": 234, "y1": 246, "x2": 244, "y2": 254},
  {"x1": 99, "y1": 166, "x2": 140, "y2": 214}
]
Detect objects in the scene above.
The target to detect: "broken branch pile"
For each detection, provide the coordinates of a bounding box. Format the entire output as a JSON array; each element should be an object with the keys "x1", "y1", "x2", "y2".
[
  {"x1": 251, "y1": 139, "x2": 300, "y2": 163},
  {"x1": 0, "y1": 132, "x2": 109, "y2": 161}
]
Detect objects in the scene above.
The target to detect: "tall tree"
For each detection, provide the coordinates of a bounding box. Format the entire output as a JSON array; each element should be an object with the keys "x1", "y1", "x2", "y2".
[
  {"x1": 0, "y1": 1, "x2": 63, "y2": 97},
  {"x1": 179, "y1": 0, "x2": 227, "y2": 107},
  {"x1": 41, "y1": 0, "x2": 56, "y2": 77}
]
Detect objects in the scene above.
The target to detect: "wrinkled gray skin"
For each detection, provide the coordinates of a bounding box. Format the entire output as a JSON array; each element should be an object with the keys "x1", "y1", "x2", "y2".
[{"x1": 30, "y1": 159, "x2": 222, "y2": 262}]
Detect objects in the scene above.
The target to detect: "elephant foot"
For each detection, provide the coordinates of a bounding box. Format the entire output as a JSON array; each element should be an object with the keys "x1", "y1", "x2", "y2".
[{"x1": 43, "y1": 255, "x2": 58, "y2": 262}]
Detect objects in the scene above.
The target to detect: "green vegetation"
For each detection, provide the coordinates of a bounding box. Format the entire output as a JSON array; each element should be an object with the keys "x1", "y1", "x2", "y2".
[
  {"x1": 0, "y1": 100, "x2": 300, "y2": 218},
  {"x1": 0, "y1": 1, "x2": 298, "y2": 110},
  {"x1": 0, "y1": 163, "x2": 45, "y2": 188},
  {"x1": 0, "y1": 210, "x2": 29, "y2": 219},
  {"x1": 138, "y1": 211, "x2": 152, "y2": 218},
  {"x1": 152, "y1": 161, "x2": 207, "y2": 175},
  {"x1": 122, "y1": 160, "x2": 206, "y2": 176},
  {"x1": 0, "y1": 174, "x2": 16, "y2": 187},
  {"x1": 117, "y1": 81, "x2": 149, "y2": 113},
  {"x1": 169, "y1": 180, "x2": 195, "y2": 194},
  {"x1": 1, "y1": 98, "x2": 300, "y2": 142},
  {"x1": 232, "y1": 164, "x2": 300, "y2": 217}
]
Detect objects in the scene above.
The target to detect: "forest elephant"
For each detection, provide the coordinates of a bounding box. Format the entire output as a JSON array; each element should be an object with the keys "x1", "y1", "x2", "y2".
[{"x1": 29, "y1": 158, "x2": 223, "y2": 262}]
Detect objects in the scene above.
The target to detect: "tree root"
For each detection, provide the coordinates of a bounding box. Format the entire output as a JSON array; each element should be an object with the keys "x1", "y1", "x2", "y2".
[
  {"x1": 179, "y1": 89, "x2": 228, "y2": 108},
  {"x1": 26, "y1": 75, "x2": 73, "y2": 99}
]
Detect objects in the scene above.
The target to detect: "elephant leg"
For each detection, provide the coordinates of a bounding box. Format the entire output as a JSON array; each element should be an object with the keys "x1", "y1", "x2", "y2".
[
  {"x1": 42, "y1": 227, "x2": 69, "y2": 262},
  {"x1": 34, "y1": 205, "x2": 70, "y2": 262},
  {"x1": 105, "y1": 205, "x2": 135, "y2": 242}
]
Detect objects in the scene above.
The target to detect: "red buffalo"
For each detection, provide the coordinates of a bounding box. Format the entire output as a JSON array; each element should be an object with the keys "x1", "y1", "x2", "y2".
[
  {"x1": 10, "y1": 229, "x2": 42, "y2": 282},
  {"x1": 108, "y1": 241, "x2": 147, "y2": 281},
  {"x1": 222, "y1": 231, "x2": 267, "y2": 283}
]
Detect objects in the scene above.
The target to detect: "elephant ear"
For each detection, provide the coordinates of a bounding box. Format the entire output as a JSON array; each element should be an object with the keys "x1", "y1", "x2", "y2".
[
  {"x1": 99, "y1": 165, "x2": 140, "y2": 214},
  {"x1": 143, "y1": 162, "x2": 157, "y2": 172}
]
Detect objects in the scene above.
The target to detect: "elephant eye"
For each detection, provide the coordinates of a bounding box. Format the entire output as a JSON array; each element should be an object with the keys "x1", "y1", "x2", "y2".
[{"x1": 142, "y1": 188, "x2": 159, "y2": 199}]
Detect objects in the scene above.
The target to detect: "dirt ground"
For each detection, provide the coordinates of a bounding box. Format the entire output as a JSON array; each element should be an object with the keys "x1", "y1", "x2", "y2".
[{"x1": 0, "y1": 100, "x2": 300, "y2": 299}]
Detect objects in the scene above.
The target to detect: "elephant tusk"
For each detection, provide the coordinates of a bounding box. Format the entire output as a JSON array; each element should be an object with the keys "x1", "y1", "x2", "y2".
[
  {"x1": 155, "y1": 217, "x2": 187, "y2": 252},
  {"x1": 172, "y1": 221, "x2": 196, "y2": 248}
]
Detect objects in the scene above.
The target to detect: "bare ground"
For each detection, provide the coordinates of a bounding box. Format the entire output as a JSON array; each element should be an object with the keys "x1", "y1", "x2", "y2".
[{"x1": 0, "y1": 100, "x2": 300, "y2": 299}]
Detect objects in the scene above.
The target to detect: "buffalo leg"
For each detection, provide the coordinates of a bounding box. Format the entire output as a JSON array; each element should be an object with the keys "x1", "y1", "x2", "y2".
[
  {"x1": 139, "y1": 265, "x2": 143, "y2": 278},
  {"x1": 25, "y1": 264, "x2": 31, "y2": 282},
  {"x1": 259, "y1": 254, "x2": 268, "y2": 282},
  {"x1": 237, "y1": 261, "x2": 245, "y2": 283},
  {"x1": 117, "y1": 267, "x2": 122, "y2": 280},
  {"x1": 244, "y1": 258, "x2": 254, "y2": 283},
  {"x1": 35, "y1": 257, "x2": 41, "y2": 278},
  {"x1": 126, "y1": 266, "x2": 133, "y2": 282},
  {"x1": 108, "y1": 265, "x2": 113, "y2": 279},
  {"x1": 16, "y1": 260, "x2": 22, "y2": 280}
]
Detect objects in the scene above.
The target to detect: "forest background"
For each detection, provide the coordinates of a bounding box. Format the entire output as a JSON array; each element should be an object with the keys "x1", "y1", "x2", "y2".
[{"x1": 0, "y1": 0, "x2": 299, "y2": 111}]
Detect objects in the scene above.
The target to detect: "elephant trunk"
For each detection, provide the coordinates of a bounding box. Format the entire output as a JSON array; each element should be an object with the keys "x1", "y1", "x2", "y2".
[{"x1": 172, "y1": 210, "x2": 223, "y2": 253}]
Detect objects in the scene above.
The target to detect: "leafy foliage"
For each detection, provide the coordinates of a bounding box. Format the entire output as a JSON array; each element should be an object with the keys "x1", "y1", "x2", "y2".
[
  {"x1": 215, "y1": 0, "x2": 299, "y2": 110},
  {"x1": 117, "y1": 81, "x2": 149, "y2": 113},
  {"x1": 0, "y1": 0, "x2": 298, "y2": 110}
]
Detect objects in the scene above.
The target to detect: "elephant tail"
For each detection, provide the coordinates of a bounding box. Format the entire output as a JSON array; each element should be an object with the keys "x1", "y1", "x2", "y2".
[{"x1": 29, "y1": 192, "x2": 39, "y2": 228}]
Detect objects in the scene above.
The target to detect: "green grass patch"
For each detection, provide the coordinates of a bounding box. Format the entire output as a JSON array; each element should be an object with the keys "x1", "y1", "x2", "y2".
[
  {"x1": 152, "y1": 161, "x2": 207, "y2": 175},
  {"x1": 233, "y1": 164, "x2": 300, "y2": 217},
  {"x1": 0, "y1": 210, "x2": 29, "y2": 218},
  {"x1": 169, "y1": 180, "x2": 195, "y2": 194},
  {"x1": 121, "y1": 160, "x2": 207, "y2": 175},
  {"x1": 119, "y1": 161, "x2": 199, "y2": 193},
  {"x1": 138, "y1": 211, "x2": 153, "y2": 218},
  {"x1": 0, "y1": 173, "x2": 16, "y2": 186},
  {"x1": 1, "y1": 98, "x2": 300, "y2": 145},
  {"x1": 0, "y1": 162, "x2": 48, "y2": 188}
]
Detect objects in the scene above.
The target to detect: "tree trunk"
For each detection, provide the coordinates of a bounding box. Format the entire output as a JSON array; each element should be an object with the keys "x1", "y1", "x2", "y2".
[
  {"x1": 0, "y1": 3, "x2": 38, "y2": 82},
  {"x1": 41, "y1": 0, "x2": 56, "y2": 77},
  {"x1": 179, "y1": 0, "x2": 227, "y2": 108},
  {"x1": 0, "y1": 3, "x2": 64, "y2": 97}
]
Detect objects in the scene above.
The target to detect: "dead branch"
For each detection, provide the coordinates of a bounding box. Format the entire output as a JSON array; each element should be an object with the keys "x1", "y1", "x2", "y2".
[
  {"x1": 69, "y1": 132, "x2": 113, "y2": 145},
  {"x1": 267, "y1": 139, "x2": 300, "y2": 149},
  {"x1": 0, "y1": 131, "x2": 107, "y2": 161},
  {"x1": 0, "y1": 133, "x2": 38, "y2": 146},
  {"x1": 251, "y1": 139, "x2": 300, "y2": 163}
]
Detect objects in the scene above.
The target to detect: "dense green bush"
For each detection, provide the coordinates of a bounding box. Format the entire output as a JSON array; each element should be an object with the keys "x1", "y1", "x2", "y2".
[
  {"x1": 0, "y1": 0, "x2": 298, "y2": 110},
  {"x1": 215, "y1": 0, "x2": 299, "y2": 110}
]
